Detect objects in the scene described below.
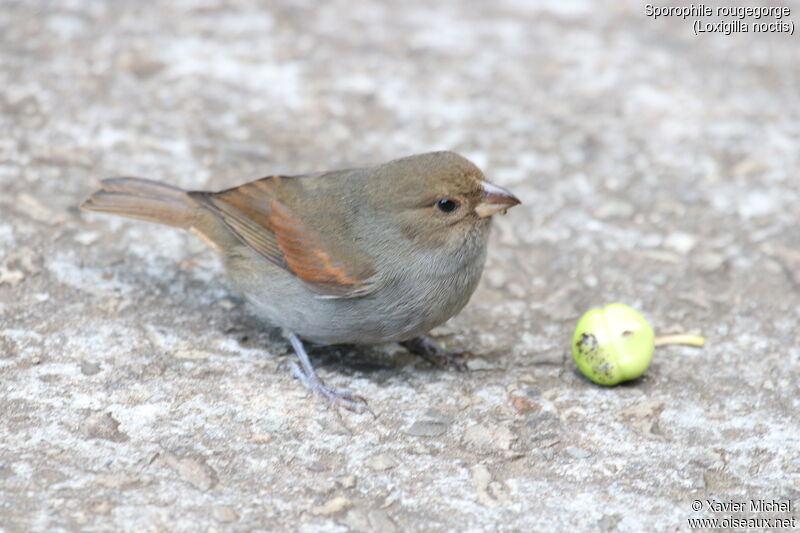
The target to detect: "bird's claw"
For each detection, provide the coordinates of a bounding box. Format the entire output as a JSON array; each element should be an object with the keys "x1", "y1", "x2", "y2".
[
  {"x1": 401, "y1": 336, "x2": 471, "y2": 372},
  {"x1": 289, "y1": 360, "x2": 374, "y2": 416},
  {"x1": 439, "y1": 351, "x2": 470, "y2": 372}
]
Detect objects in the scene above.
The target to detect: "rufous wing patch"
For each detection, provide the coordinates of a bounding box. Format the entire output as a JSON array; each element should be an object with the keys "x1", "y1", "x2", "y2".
[
  {"x1": 266, "y1": 200, "x2": 374, "y2": 296},
  {"x1": 190, "y1": 176, "x2": 376, "y2": 298}
]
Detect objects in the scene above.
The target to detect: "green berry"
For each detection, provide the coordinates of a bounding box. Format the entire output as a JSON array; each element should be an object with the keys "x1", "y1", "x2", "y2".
[{"x1": 572, "y1": 303, "x2": 655, "y2": 386}]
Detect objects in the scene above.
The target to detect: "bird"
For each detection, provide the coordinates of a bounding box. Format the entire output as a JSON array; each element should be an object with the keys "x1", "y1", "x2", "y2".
[{"x1": 81, "y1": 151, "x2": 520, "y2": 413}]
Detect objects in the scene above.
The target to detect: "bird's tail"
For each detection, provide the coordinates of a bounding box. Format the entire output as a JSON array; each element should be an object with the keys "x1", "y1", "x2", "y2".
[{"x1": 81, "y1": 177, "x2": 199, "y2": 229}]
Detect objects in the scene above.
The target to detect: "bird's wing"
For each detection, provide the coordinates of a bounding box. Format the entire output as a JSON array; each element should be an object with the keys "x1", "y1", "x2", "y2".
[{"x1": 189, "y1": 175, "x2": 378, "y2": 298}]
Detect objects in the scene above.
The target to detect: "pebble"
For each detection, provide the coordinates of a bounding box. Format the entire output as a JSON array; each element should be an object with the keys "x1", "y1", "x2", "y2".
[
  {"x1": 597, "y1": 514, "x2": 623, "y2": 531},
  {"x1": 485, "y1": 268, "x2": 507, "y2": 289},
  {"x1": 693, "y1": 251, "x2": 726, "y2": 272},
  {"x1": 366, "y1": 454, "x2": 397, "y2": 471},
  {"x1": 0, "y1": 336, "x2": 17, "y2": 358},
  {"x1": 172, "y1": 341, "x2": 212, "y2": 360},
  {"x1": 637, "y1": 249, "x2": 681, "y2": 264},
  {"x1": 341, "y1": 509, "x2": 371, "y2": 531},
  {"x1": 80, "y1": 361, "x2": 101, "y2": 375},
  {"x1": 367, "y1": 509, "x2": 397, "y2": 532},
  {"x1": 17, "y1": 193, "x2": 66, "y2": 224},
  {"x1": 463, "y1": 423, "x2": 517, "y2": 451},
  {"x1": 218, "y1": 298, "x2": 236, "y2": 310},
  {"x1": 213, "y1": 505, "x2": 238, "y2": 523},
  {"x1": 737, "y1": 190, "x2": 774, "y2": 218},
  {"x1": 542, "y1": 286, "x2": 582, "y2": 320},
  {"x1": 593, "y1": 199, "x2": 634, "y2": 220},
  {"x1": 564, "y1": 446, "x2": 592, "y2": 459},
  {"x1": 338, "y1": 475, "x2": 356, "y2": 489},
  {"x1": 91, "y1": 501, "x2": 113, "y2": 515},
  {"x1": 619, "y1": 399, "x2": 665, "y2": 420},
  {"x1": 763, "y1": 244, "x2": 800, "y2": 285},
  {"x1": 0, "y1": 265, "x2": 24, "y2": 286},
  {"x1": 311, "y1": 496, "x2": 351, "y2": 516},
  {"x1": 691, "y1": 450, "x2": 725, "y2": 470},
  {"x1": 470, "y1": 464, "x2": 510, "y2": 508},
  {"x1": 509, "y1": 395, "x2": 535, "y2": 413},
  {"x1": 470, "y1": 465, "x2": 495, "y2": 507},
  {"x1": 664, "y1": 232, "x2": 697, "y2": 255},
  {"x1": 467, "y1": 358, "x2": 495, "y2": 370},
  {"x1": 163, "y1": 453, "x2": 219, "y2": 491},
  {"x1": 94, "y1": 472, "x2": 139, "y2": 489},
  {"x1": 507, "y1": 283, "x2": 527, "y2": 298},
  {"x1": 405, "y1": 420, "x2": 449, "y2": 437},
  {"x1": 74, "y1": 231, "x2": 100, "y2": 246},
  {"x1": 83, "y1": 412, "x2": 129, "y2": 443}
]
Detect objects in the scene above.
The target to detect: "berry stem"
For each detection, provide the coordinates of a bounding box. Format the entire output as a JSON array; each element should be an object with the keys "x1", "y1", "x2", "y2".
[{"x1": 654, "y1": 334, "x2": 706, "y2": 347}]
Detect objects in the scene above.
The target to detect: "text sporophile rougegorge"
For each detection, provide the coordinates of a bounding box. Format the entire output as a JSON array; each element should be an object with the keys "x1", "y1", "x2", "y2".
[{"x1": 644, "y1": 4, "x2": 794, "y2": 35}]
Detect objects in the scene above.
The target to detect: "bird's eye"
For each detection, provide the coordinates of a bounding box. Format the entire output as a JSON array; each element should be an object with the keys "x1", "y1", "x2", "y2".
[{"x1": 436, "y1": 198, "x2": 459, "y2": 213}]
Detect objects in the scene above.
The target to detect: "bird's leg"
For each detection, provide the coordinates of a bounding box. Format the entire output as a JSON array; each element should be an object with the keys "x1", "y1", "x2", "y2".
[
  {"x1": 401, "y1": 335, "x2": 469, "y2": 371},
  {"x1": 286, "y1": 333, "x2": 372, "y2": 415}
]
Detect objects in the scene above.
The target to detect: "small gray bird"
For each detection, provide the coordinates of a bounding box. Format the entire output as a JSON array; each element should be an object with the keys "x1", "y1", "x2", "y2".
[{"x1": 81, "y1": 151, "x2": 520, "y2": 412}]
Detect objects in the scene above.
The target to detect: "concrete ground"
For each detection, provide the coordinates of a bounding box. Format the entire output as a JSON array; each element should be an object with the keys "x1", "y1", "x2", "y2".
[{"x1": 1, "y1": 1, "x2": 798, "y2": 531}]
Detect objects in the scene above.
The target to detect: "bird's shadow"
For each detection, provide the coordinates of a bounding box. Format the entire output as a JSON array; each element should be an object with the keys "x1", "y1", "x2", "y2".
[
  {"x1": 221, "y1": 297, "x2": 427, "y2": 383},
  {"x1": 116, "y1": 257, "x2": 441, "y2": 383}
]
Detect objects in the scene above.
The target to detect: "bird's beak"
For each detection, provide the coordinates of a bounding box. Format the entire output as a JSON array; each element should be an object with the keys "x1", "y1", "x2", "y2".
[{"x1": 475, "y1": 182, "x2": 521, "y2": 218}]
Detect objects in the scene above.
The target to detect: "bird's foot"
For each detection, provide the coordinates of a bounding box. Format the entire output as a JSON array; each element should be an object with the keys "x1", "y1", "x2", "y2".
[
  {"x1": 287, "y1": 333, "x2": 373, "y2": 415},
  {"x1": 401, "y1": 335, "x2": 470, "y2": 371},
  {"x1": 288, "y1": 361, "x2": 372, "y2": 414}
]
